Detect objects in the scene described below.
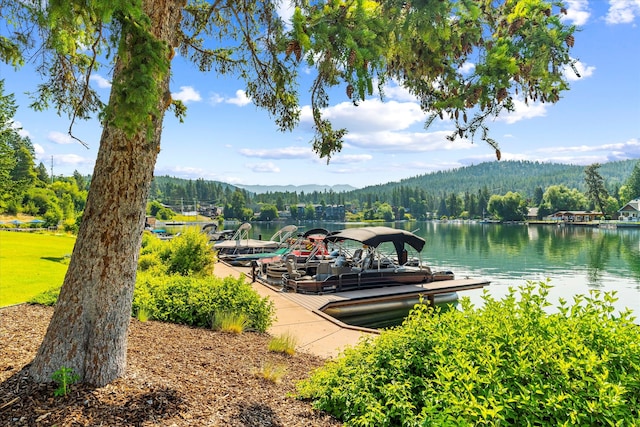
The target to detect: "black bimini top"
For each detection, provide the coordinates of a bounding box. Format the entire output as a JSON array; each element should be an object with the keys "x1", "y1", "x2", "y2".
[{"x1": 325, "y1": 226, "x2": 425, "y2": 258}]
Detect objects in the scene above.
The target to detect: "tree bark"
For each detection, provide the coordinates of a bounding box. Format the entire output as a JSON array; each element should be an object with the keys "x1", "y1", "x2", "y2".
[{"x1": 29, "y1": 0, "x2": 185, "y2": 387}]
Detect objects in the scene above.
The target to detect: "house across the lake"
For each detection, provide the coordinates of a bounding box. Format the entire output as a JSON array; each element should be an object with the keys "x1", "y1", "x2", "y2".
[
  {"x1": 548, "y1": 210, "x2": 603, "y2": 222},
  {"x1": 617, "y1": 198, "x2": 640, "y2": 222}
]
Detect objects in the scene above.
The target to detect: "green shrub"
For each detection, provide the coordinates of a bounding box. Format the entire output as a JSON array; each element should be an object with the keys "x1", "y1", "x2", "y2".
[
  {"x1": 140, "y1": 231, "x2": 171, "y2": 259},
  {"x1": 296, "y1": 281, "x2": 640, "y2": 426},
  {"x1": 133, "y1": 272, "x2": 274, "y2": 332},
  {"x1": 28, "y1": 284, "x2": 63, "y2": 306},
  {"x1": 166, "y1": 229, "x2": 215, "y2": 276},
  {"x1": 137, "y1": 252, "x2": 165, "y2": 273}
]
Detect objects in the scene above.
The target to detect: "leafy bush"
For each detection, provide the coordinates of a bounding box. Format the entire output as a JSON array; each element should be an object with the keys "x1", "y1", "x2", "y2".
[
  {"x1": 140, "y1": 231, "x2": 171, "y2": 258},
  {"x1": 297, "y1": 281, "x2": 640, "y2": 426},
  {"x1": 139, "y1": 230, "x2": 215, "y2": 276},
  {"x1": 133, "y1": 272, "x2": 274, "y2": 332},
  {"x1": 137, "y1": 252, "x2": 165, "y2": 273},
  {"x1": 167, "y1": 230, "x2": 215, "y2": 276},
  {"x1": 28, "y1": 285, "x2": 62, "y2": 306}
]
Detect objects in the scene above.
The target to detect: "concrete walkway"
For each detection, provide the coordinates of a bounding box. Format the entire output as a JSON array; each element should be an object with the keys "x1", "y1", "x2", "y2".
[{"x1": 213, "y1": 262, "x2": 374, "y2": 359}]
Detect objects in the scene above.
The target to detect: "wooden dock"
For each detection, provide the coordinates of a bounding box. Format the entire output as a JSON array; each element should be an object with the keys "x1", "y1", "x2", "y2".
[{"x1": 236, "y1": 263, "x2": 489, "y2": 312}]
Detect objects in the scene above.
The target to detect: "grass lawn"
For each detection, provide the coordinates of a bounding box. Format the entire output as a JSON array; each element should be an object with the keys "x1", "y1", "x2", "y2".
[{"x1": 0, "y1": 231, "x2": 76, "y2": 307}]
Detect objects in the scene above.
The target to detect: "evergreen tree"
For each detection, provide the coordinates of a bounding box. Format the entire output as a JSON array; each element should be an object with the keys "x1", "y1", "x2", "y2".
[
  {"x1": 624, "y1": 161, "x2": 640, "y2": 200},
  {"x1": 584, "y1": 163, "x2": 609, "y2": 217}
]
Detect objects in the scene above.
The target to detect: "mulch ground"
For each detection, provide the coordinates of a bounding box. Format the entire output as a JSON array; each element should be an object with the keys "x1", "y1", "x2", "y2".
[{"x1": 0, "y1": 304, "x2": 342, "y2": 426}]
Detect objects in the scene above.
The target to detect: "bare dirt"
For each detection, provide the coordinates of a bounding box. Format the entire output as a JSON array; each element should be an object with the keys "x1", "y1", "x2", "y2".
[{"x1": 0, "y1": 304, "x2": 341, "y2": 426}]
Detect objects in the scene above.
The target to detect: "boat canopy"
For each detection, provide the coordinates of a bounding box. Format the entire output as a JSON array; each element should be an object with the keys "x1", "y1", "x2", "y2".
[{"x1": 325, "y1": 226, "x2": 425, "y2": 259}]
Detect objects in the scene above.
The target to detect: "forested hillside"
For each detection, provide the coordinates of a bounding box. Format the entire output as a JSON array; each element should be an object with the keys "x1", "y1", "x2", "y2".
[{"x1": 351, "y1": 160, "x2": 636, "y2": 200}]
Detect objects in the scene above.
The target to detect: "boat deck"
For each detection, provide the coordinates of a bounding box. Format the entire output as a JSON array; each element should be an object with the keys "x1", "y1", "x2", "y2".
[{"x1": 238, "y1": 263, "x2": 489, "y2": 313}]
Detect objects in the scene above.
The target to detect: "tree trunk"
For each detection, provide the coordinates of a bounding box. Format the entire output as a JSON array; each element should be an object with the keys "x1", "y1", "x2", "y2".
[{"x1": 29, "y1": 0, "x2": 184, "y2": 387}]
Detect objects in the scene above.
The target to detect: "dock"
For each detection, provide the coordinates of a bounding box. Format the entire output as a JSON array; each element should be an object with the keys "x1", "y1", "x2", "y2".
[{"x1": 215, "y1": 261, "x2": 489, "y2": 357}]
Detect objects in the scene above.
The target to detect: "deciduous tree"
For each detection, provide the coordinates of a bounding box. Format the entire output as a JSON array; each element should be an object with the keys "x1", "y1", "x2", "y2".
[{"x1": 1, "y1": 0, "x2": 577, "y2": 386}]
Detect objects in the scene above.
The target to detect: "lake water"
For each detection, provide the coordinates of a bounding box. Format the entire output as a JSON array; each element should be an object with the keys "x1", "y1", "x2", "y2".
[{"x1": 171, "y1": 220, "x2": 640, "y2": 324}]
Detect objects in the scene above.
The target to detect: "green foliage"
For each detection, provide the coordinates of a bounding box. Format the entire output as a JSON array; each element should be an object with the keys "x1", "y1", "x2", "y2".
[
  {"x1": 147, "y1": 199, "x2": 175, "y2": 220},
  {"x1": 132, "y1": 273, "x2": 274, "y2": 332},
  {"x1": 258, "y1": 203, "x2": 278, "y2": 221},
  {"x1": 487, "y1": 191, "x2": 528, "y2": 221},
  {"x1": 28, "y1": 285, "x2": 63, "y2": 307},
  {"x1": 622, "y1": 160, "x2": 640, "y2": 202},
  {"x1": 297, "y1": 281, "x2": 640, "y2": 426},
  {"x1": 51, "y1": 366, "x2": 80, "y2": 397},
  {"x1": 292, "y1": 0, "x2": 576, "y2": 159},
  {"x1": 584, "y1": 163, "x2": 610, "y2": 215},
  {"x1": 137, "y1": 251, "x2": 165, "y2": 273},
  {"x1": 166, "y1": 229, "x2": 215, "y2": 276}
]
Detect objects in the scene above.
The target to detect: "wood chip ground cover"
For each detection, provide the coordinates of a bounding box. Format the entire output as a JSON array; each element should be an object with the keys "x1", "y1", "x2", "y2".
[{"x1": 0, "y1": 305, "x2": 341, "y2": 426}]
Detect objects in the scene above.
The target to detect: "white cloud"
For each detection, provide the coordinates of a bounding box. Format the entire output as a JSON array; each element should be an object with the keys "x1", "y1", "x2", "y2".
[
  {"x1": 90, "y1": 74, "x2": 111, "y2": 89},
  {"x1": 239, "y1": 146, "x2": 315, "y2": 160},
  {"x1": 226, "y1": 89, "x2": 251, "y2": 106},
  {"x1": 276, "y1": 2, "x2": 295, "y2": 29},
  {"x1": 305, "y1": 98, "x2": 427, "y2": 133},
  {"x1": 564, "y1": 59, "x2": 595, "y2": 81},
  {"x1": 327, "y1": 153, "x2": 373, "y2": 164},
  {"x1": 246, "y1": 162, "x2": 280, "y2": 173},
  {"x1": 562, "y1": 0, "x2": 591, "y2": 25},
  {"x1": 10, "y1": 120, "x2": 30, "y2": 138},
  {"x1": 33, "y1": 143, "x2": 45, "y2": 155},
  {"x1": 346, "y1": 130, "x2": 474, "y2": 152},
  {"x1": 48, "y1": 131, "x2": 75, "y2": 145},
  {"x1": 495, "y1": 98, "x2": 549, "y2": 124},
  {"x1": 54, "y1": 153, "x2": 94, "y2": 167},
  {"x1": 208, "y1": 90, "x2": 252, "y2": 107},
  {"x1": 381, "y1": 81, "x2": 417, "y2": 102},
  {"x1": 172, "y1": 86, "x2": 202, "y2": 104},
  {"x1": 606, "y1": 0, "x2": 640, "y2": 24},
  {"x1": 539, "y1": 138, "x2": 640, "y2": 162},
  {"x1": 459, "y1": 62, "x2": 475, "y2": 75},
  {"x1": 209, "y1": 93, "x2": 225, "y2": 105}
]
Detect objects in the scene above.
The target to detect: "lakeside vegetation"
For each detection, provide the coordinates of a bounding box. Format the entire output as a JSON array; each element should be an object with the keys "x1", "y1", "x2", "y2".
[{"x1": 5, "y1": 230, "x2": 639, "y2": 425}]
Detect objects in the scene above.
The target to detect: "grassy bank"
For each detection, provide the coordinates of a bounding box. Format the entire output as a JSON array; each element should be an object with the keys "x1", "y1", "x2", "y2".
[{"x1": 0, "y1": 231, "x2": 76, "y2": 306}]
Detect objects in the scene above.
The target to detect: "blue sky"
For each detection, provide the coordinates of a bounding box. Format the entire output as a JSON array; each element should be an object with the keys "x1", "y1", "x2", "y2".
[{"x1": 2, "y1": 0, "x2": 639, "y2": 189}]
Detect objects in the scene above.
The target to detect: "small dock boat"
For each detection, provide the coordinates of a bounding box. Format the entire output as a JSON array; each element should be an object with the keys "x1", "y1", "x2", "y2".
[
  {"x1": 213, "y1": 223, "x2": 298, "y2": 266},
  {"x1": 281, "y1": 226, "x2": 454, "y2": 294}
]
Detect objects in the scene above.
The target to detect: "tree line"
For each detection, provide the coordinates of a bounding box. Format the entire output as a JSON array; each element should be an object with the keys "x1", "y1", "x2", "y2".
[{"x1": 3, "y1": 79, "x2": 639, "y2": 225}]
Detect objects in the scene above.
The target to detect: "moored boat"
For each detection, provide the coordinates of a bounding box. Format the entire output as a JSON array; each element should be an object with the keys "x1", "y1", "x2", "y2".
[
  {"x1": 257, "y1": 228, "x2": 332, "y2": 281},
  {"x1": 281, "y1": 226, "x2": 454, "y2": 294},
  {"x1": 213, "y1": 223, "x2": 298, "y2": 266}
]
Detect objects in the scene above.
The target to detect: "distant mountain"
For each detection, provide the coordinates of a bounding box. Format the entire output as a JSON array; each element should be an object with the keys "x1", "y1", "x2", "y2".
[{"x1": 236, "y1": 184, "x2": 358, "y2": 194}]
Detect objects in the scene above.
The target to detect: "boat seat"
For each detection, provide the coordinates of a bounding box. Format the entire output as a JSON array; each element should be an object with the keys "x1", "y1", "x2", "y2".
[
  {"x1": 315, "y1": 260, "x2": 332, "y2": 281},
  {"x1": 360, "y1": 255, "x2": 371, "y2": 270},
  {"x1": 351, "y1": 255, "x2": 371, "y2": 273},
  {"x1": 351, "y1": 248, "x2": 363, "y2": 264},
  {"x1": 285, "y1": 258, "x2": 302, "y2": 280}
]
